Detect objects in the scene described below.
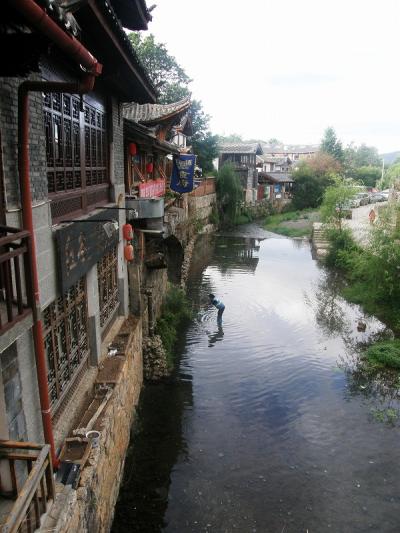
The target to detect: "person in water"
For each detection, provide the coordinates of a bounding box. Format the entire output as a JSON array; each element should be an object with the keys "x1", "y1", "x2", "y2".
[{"x1": 209, "y1": 293, "x2": 225, "y2": 325}]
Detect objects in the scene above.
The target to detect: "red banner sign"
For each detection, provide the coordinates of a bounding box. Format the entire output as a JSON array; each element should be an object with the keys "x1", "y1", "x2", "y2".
[{"x1": 138, "y1": 179, "x2": 166, "y2": 198}]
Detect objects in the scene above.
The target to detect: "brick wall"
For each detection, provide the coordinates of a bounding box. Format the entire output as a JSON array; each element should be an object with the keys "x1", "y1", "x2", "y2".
[
  {"x1": 0, "y1": 76, "x2": 47, "y2": 208},
  {"x1": 111, "y1": 98, "x2": 124, "y2": 187}
]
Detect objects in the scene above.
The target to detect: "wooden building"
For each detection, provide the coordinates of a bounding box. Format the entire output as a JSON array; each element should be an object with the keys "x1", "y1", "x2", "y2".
[
  {"x1": 218, "y1": 142, "x2": 263, "y2": 204},
  {"x1": 0, "y1": 0, "x2": 156, "y2": 528}
]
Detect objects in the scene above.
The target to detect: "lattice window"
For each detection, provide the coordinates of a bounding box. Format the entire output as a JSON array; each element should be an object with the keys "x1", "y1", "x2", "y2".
[
  {"x1": 44, "y1": 93, "x2": 82, "y2": 194},
  {"x1": 43, "y1": 93, "x2": 109, "y2": 220},
  {"x1": 97, "y1": 247, "x2": 119, "y2": 328},
  {"x1": 43, "y1": 278, "x2": 89, "y2": 412}
]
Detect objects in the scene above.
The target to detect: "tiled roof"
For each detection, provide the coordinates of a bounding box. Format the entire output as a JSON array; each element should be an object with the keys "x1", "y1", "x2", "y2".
[
  {"x1": 260, "y1": 172, "x2": 293, "y2": 183},
  {"x1": 262, "y1": 143, "x2": 319, "y2": 154},
  {"x1": 219, "y1": 143, "x2": 263, "y2": 155},
  {"x1": 123, "y1": 96, "x2": 191, "y2": 125}
]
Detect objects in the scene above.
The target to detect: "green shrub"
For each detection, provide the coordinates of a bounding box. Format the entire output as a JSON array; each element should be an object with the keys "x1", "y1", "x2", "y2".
[
  {"x1": 363, "y1": 340, "x2": 400, "y2": 370},
  {"x1": 155, "y1": 286, "x2": 192, "y2": 367},
  {"x1": 324, "y1": 228, "x2": 360, "y2": 271},
  {"x1": 209, "y1": 206, "x2": 220, "y2": 225}
]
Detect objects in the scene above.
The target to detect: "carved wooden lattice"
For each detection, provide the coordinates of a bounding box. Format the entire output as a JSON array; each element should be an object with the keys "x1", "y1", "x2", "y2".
[
  {"x1": 43, "y1": 93, "x2": 108, "y2": 221},
  {"x1": 97, "y1": 247, "x2": 119, "y2": 328},
  {"x1": 43, "y1": 278, "x2": 89, "y2": 412}
]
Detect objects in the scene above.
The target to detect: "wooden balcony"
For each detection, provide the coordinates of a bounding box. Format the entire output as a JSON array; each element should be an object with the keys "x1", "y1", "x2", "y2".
[
  {"x1": 0, "y1": 226, "x2": 34, "y2": 336},
  {"x1": 0, "y1": 441, "x2": 55, "y2": 533}
]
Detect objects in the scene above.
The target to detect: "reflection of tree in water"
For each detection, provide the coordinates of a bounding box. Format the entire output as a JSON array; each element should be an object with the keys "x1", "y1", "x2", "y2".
[
  {"x1": 308, "y1": 271, "x2": 400, "y2": 425},
  {"x1": 112, "y1": 344, "x2": 193, "y2": 532},
  {"x1": 343, "y1": 351, "x2": 400, "y2": 426},
  {"x1": 307, "y1": 271, "x2": 353, "y2": 339}
]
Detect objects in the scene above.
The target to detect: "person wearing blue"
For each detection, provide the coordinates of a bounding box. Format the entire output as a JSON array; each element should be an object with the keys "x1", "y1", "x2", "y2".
[{"x1": 209, "y1": 293, "x2": 225, "y2": 325}]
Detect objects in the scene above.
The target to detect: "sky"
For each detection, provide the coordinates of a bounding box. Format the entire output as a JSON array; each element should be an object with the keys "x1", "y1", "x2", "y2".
[{"x1": 145, "y1": 0, "x2": 400, "y2": 154}]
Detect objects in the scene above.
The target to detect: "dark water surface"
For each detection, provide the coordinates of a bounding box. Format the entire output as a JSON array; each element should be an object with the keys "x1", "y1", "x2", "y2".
[{"x1": 112, "y1": 227, "x2": 400, "y2": 533}]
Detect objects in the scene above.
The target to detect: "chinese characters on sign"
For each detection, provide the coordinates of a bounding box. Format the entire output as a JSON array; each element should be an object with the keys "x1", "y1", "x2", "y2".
[
  {"x1": 55, "y1": 211, "x2": 119, "y2": 294},
  {"x1": 138, "y1": 179, "x2": 166, "y2": 198},
  {"x1": 170, "y1": 154, "x2": 196, "y2": 193}
]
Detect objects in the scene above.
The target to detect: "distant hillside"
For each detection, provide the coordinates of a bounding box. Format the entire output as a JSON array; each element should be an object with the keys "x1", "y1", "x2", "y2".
[{"x1": 381, "y1": 151, "x2": 400, "y2": 165}]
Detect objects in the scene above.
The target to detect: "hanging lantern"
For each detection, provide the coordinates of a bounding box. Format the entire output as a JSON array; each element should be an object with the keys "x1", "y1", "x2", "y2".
[
  {"x1": 146, "y1": 162, "x2": 153, "y2": 173},
  {"x1": 124, "y1": 244, "x2": 134, "y2": 261},
  {"x1": 129, "y1": 143, "x2": 137, "y2": 156},
  {"x1": 122, "y1": 223, "x2": 134, "y2": 240}
]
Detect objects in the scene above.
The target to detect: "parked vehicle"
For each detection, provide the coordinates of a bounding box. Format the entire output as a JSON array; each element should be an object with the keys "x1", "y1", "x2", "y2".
[
  {"x1": 380, "y1": 189, "x2": 390, "y2": 200},
  {"x1": 336, "y1": 202, "x2": 352, "y2": 219},
  {"x1": 369, "y1": 193, "x2": 386, "y2": 202},
  {"x1": 354, "y1": 192, "x2": 370, "y2": 206}
]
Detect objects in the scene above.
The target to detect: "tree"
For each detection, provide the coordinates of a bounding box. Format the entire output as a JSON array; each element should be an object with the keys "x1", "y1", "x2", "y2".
[
  {"x1": 320, "y1": 176, "x2": 358, "y2": 229},
  {"x1": 353, "y1": 166, "x2": 381, "y2": 188},
  {"x1": 216, "y1": 163, "x2": 242, "y2": 226},
  {"x1": 380, "y1": 162, "x2": 400, "y2": 189},
  {"x1": 320, "y1": 127, "x2": 344, "y2": 162},
  {"x1": 291, "y1": 154, "x2": 340, "y2": 209},
  {"x1": 217, "y1": 133, "x2": 243, "y2": 143},
  {"x1": 128, "y1": 33, "x2": 191, "y2": 103},
  {"x1": 128, "y1": 32, "x2": 217, "y2": 172}
]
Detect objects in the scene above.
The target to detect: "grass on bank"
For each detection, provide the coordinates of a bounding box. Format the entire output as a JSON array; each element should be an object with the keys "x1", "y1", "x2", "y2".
[
  {"x1": 264, "y1": 208, "x2": 319, "y2": 237},
  {"x1": 363, "y1": 340, "x2": 400, "y2": 371},
  {"x1": 155, "y1": 285, "x2": 192, "y2": 368}
]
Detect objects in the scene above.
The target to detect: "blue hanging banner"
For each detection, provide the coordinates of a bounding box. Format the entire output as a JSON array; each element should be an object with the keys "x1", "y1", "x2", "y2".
[{"x1": 170, "y1": 154, "x2": 196, "y2": 193}]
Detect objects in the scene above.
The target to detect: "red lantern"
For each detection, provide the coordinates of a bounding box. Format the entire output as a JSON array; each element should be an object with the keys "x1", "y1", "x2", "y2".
[
  {"x1": 146, "y1": 162, "x2": 153, "y2": 173},
  {"x1": 129, "y1": 143, "x2": 137, "y2": 156},
  {"x1": 122, "y1": 223, "x2": 134, "y2": 240},
  {"x1": 124, "y1": 244, "x2": 134, "y2": 261}
]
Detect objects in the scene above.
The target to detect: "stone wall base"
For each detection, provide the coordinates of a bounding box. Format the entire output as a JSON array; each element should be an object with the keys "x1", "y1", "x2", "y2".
[{"x1": 43, "y1": 317, "x2": 143, "y2": 533}]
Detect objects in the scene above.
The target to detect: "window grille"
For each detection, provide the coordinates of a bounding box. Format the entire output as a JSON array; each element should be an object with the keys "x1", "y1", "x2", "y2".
[
  {"x1": 43, "y1": 278, "x2": 89, "y2": 413},
  {"x1": 43, "y1": 93, "x2": 109, "y2": 221},
  {"x1": 97, "y1": 247, "x2": 119, "y2": 329}
]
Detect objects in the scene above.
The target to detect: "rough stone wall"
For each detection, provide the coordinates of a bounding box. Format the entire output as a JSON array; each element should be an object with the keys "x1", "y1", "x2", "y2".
[
  {"x1": 144, "y1": 267, "x2": 168, "y2": 320},
  {"x1": 0, "y1": 76, "x2": 47, "y2": 208},
  {"x1": 50, "y1": 318, "x2": 143, "y2": 533},
  {"x1": 188, "y1": 192, "x2": 217, "y2": 222}
]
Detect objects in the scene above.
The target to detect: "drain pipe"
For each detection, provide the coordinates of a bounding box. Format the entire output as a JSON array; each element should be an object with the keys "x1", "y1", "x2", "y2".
[{"x1": 12, "y1": 0, "x2": 102, "y2": 467}]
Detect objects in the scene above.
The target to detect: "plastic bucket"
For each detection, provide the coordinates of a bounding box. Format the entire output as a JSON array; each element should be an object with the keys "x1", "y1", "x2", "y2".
[{"x1": 86, "y1": 430, "x2": 100, "y2": 448}]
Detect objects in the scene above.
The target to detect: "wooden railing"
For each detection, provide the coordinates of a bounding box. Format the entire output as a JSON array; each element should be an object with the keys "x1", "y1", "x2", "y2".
[
  {"x1": 0, "y1": 441, "x2": 55, "y2": 533},
  {"x1": 0, "y1": 226, "x2": 34, "y2": 335}
]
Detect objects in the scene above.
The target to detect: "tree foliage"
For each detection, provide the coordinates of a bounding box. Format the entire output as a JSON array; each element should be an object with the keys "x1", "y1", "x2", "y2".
[
  {"x1": 129, "y1": 33, "x2": 191, "y2": 103},
  {"x1": 380, "y1": 162, "x2": 400, "y2": 189},
  {"x1": 347, "y1": 143, "x2": 381, "y2": 167},
  {"x1": 128, "y1": 32, "x2": 218, "y2": 172},
  {"x1": 320, "y1": 176, "x2": 358, "y2": 229},
  {"x1": 291, "y1": 159, "x2": 336, "y2": 210},
  {"x1": 216, "y1": 163, "x2": 242, "y2": 226},
  {"x1": 320, "y1": 127, "x2": 344, "y2": 162}
]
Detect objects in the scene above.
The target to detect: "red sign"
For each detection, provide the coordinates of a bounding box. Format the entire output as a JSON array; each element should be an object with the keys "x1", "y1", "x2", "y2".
[{"x1": 138, "y1": 179, "x2": 166, "y2": 198}]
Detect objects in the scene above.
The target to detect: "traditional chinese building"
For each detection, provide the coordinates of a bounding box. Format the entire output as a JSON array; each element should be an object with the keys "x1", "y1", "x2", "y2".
[
  {"x1": 218, "y1": 142, "x2": 263, "y2": 204},
  {"x1": 0, "y1": 0, "x2": 157, "y2": 529}
]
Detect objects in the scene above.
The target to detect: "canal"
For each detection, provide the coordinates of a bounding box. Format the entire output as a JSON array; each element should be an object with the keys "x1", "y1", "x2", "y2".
[{"x1": 112, "y1": 226, "x2": 400, "y2": 533}]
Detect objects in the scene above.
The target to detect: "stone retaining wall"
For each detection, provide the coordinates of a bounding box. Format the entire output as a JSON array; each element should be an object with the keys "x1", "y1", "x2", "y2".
[{"x1": 44, "y1": 317, "x2": 143, "y2": 532}]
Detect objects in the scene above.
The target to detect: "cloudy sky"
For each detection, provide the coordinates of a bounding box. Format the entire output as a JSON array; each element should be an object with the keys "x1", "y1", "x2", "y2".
[{"x1": 147, "y1": 0, "x2": 400, "y2": 153}]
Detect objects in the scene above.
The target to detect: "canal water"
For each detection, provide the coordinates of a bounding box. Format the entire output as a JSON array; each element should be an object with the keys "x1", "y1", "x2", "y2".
[{"x1": 112, "y1": 227, "x2": 400, "y2": 533}]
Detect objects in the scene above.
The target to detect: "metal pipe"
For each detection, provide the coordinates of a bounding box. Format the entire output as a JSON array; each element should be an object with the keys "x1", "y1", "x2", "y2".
[{"x1": 12, "y1": 0, "x2": 102, "y2": 468}]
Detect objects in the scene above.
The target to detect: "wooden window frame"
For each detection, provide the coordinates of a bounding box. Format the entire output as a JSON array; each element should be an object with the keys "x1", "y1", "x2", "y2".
[{"x1": 44, "y1": 93, "x2": 110, "y2": 223}]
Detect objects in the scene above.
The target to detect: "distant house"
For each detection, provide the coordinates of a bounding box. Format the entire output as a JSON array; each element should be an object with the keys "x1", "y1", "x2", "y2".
[
  {"x1": 218, "y1": 142, "x2": 263, "y2": 204},
  {"x1": 258, "y1": 172, "x2": 293, "y2": 204},
  {"x1": 256, "y1": 154, "x2": 292, "y2": 174},
  {"x1": 261, "y1": 143, "x2": 319, "y2": 161}
]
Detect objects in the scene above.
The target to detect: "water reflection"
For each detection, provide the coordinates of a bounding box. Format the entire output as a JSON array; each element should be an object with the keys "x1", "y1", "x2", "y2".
[
  {"x1": 113, "y1": 230, "x2": 400, "y2": 533},
  {"x1": 207, "y1": 326, "x2": 224, "y2": 348}
]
